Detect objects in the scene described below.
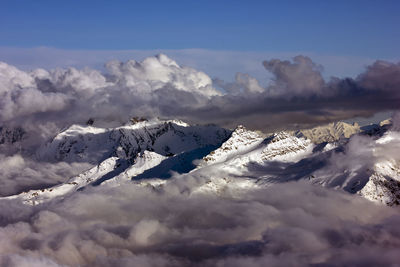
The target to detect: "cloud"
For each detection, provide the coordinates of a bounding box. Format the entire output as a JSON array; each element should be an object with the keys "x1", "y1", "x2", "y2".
[
  {"x1": 358, "y1": 60, "x2": 400, "y2": 92},
  {"x1": 0, "y1": 47, "x2": 380, "y2": 80},
  {"x1": 392, "y1": 111, "x2": 400, "y2": 131},
  {"x1": 0, "y1": 55, "x2": 218, "y2": 150},
  {"x1": 262, "y1": 55, "x2": 325, "y2": 96},
  {"x1": 0, "y1": 54, "x2": 399, "y2": 151},
  {"x1": 0, "y1": 177, "x2": 399, "y2": 266},
  {"x1": 196, "y1": 56, "x2": 400, "y2": 130},
  {"x1": 0, "y1": 154, "x2": 91, "y2": 197}
]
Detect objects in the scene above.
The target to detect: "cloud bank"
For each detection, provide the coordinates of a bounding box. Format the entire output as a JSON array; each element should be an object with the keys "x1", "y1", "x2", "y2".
[
  {"x1": 0, "y1": 54, "x2": 399, "y2": 153},
  {"x1": 0, "y1": 154, "x2": 91, "y2": 196},
  {"x1": 0, "y1": 47, "x2": 379, "y2": 81},
  {"x1": 1, "y1": 178, "x2": 400, "y2": 266}
]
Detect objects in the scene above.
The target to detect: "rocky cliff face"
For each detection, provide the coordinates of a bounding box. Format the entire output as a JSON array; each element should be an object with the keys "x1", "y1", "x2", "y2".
[{"x1": 295, "y1": 121, "x2": 361, "y2": 144}]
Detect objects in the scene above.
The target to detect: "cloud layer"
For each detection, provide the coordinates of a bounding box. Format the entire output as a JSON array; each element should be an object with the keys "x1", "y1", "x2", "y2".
[
  {"x1": 1, "y1": 54, "x2": 399, "y2": 139},
  {"x1": 1, "y1": 177, "x2": 400, "y2": 266},
  {"x1": 0, "y1": 154, "x2": 91, "y2": 196}
]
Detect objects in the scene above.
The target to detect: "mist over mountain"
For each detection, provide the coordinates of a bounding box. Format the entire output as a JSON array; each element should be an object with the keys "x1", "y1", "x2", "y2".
[{"x1": 1, "y1": 55, "x2": 400, "y2": 266}]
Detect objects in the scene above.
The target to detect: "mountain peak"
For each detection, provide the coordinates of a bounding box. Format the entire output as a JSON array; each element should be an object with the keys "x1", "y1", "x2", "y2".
[{"x1": 201, "y1": 126, "x2": 263, "y2": 165}]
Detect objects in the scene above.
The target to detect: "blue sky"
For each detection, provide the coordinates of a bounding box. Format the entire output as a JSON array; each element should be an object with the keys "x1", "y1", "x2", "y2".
[
  {"x1": 0, "y1": 0, "x2": 399, "y2": 82},
  {"x1": 1, "y1": 0, "x2": 399, "y2": 57}
]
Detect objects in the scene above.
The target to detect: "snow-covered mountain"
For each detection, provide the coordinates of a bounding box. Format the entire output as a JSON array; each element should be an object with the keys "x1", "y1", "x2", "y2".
[
  {"x1": 4, "y1": 119, "x2": 230, "y2": 203},
  {"x1": 2, "y1": 118, "x2": 400, "y2": 206},
  {"x1": 37, "y1": 118, "x2": 229, "y2": 164}
]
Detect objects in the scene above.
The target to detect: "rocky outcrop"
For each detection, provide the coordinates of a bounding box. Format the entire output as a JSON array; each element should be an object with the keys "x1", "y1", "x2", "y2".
[{"x1": 296, "y1": 122, "x2": 360, "y2": 144}]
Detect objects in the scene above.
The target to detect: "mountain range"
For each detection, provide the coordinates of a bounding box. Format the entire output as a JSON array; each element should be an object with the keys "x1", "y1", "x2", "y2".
[{"x1": 2, "y1": 117, "x2": 399, "y2": 206}]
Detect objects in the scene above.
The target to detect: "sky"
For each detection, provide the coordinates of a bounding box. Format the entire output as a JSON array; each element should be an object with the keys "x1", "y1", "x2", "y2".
[
  {"x1": 0, "y1": 0, "x2": 399, "y2": 130},
  {"x1": 0, "y1": 0, "x2": 399, "y2": 80},
  {"x1": 0, "y1": 0, "x2": 399, "y2": 57}
]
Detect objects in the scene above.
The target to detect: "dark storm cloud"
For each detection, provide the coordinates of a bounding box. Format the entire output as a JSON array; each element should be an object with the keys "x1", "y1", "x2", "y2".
[
  {"x1": 263, "y1": 55, "x2": 325, "y2": 96},
  {"x1": 204, "y1": 56, "x2": 400, "y2": 130}
]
